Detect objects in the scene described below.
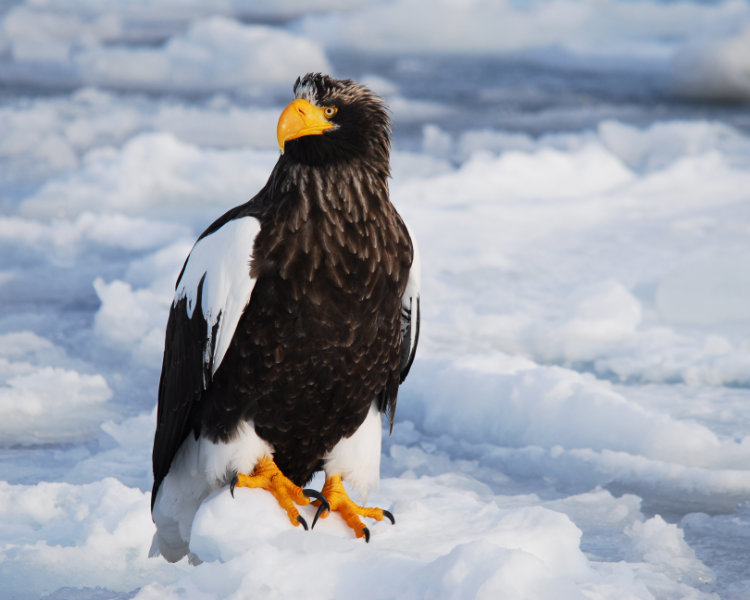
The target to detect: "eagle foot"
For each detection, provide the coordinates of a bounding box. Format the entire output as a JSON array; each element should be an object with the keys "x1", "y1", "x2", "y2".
[
  {"x1": 314, "y1": 474, "x2": 395, "y2": 542},
  {"x1": 302, "y1": 488, "x2": 330, "y2": 529},
  {"x1": 230, "y1": 455, "x2": 319, "y2": 529}
]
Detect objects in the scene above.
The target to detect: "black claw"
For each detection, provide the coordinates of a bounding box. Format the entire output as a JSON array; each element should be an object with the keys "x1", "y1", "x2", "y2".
[
  {"x1": 362, "y1": 526, "x2": 370, "y2": 543},
  {"x1": 230, "y1": 474, "x2": 239, "y2": 498},
  {"x1": 302, "y1": 488, "x2": 330, "y2": 529},
  {"x1": 382, "y1": 509, "x2": 395, "y2": 525},
  {"x1": 311, "y1": 503, "x2": 327, "y2": 530},
  {"x1": 297, "y1": 515, "x2": 309, "y2": 531},
  {"x1": 302, "y1": 488, "x2": 328, "y2": 507}
]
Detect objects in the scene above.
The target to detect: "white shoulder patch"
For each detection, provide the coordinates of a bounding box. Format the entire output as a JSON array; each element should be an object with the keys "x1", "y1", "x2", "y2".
[{"x1": 174, "y1": 216, "x2": 261, "y2": 378}]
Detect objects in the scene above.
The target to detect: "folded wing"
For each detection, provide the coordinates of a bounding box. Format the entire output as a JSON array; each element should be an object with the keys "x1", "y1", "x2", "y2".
[{"x1": 151, "y1": 216, "x2": 261, "y2": 508}]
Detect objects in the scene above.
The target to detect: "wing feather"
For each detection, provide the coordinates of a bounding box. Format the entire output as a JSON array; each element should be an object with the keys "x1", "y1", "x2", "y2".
[
  {"x1": 400, "y1": 224, "x2": 421, "y2": 382},
  {"x1": 151, "y1": 216, "x2": 260, "y2": 509}
]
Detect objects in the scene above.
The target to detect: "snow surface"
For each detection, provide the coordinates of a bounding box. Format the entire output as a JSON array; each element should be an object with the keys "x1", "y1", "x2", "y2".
[{"x1": 2, "y1": 0, "x2": 750, "y2": 598}]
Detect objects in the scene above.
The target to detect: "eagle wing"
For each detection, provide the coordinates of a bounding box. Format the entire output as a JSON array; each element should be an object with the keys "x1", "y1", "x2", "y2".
[
  {"x1": 399, "y1": 225, "x2": 421, "y2": 382},
  {"x1": 151, "y1": 215, "x2": 261, "y2": 508}
]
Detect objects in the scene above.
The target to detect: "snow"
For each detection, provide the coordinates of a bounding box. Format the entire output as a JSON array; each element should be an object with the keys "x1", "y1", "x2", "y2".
[
  {"x1": 93, "y1": 277, "x2": 170, "y2": 366},
  {"x1": 1, "y1": 0, "x2": 750, "y2": 598},
  {"x1": 0, "y1": 332, "x2": 114, "y2": 446},
  {"x1": 0, "y1": 478, "x2": 182, "y2": 599},
  {"x1": 19, "y1": 133, "x2": 277, "y2": 221}
]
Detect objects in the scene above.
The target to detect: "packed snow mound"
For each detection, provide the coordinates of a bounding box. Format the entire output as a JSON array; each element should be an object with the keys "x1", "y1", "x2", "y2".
[
  {"x1": 0, "y1": 89, "x2": 284, "y2": 199},
  {"x1": 394, "y1": 120, "x2": 750, "y2": 387},
  {"x1": 137, "y1": 476, "x2": 643, "y2": 600},
  {"x1": 93, "y1": 278, "x2": 171, "y2": 366},
  {"x1": 403, "y1": 355, "x2": 750, "y2": 474},
  {"x1": 0, "y1": 478, "x2": 180, "y2": 600},
  {"x1": 19, "y1": 133, "x2": 277, "y2": 222},
  {"x1": 0, "y1": 332, "x2": 113, "y2": 446},
  {"x1": 129, "y1": 470, "x2": 720, "y2": 599}
]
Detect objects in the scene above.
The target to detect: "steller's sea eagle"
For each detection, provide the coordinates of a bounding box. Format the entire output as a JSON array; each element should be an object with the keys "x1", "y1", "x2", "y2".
[{"x1": 150, "y1": 73, "x2": 420, "y2": 563}]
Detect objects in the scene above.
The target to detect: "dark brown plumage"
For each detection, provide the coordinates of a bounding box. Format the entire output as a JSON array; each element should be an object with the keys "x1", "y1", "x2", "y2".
[
  {"x1": 150, "y1": 74, "x2": 420, "y2": 560},
  {"x1": 205, "y1": 161, "x2": 412, "y2": 484}
]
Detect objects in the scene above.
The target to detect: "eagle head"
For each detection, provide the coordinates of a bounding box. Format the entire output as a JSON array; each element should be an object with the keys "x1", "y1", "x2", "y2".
[{"x1": 277, "y1": 73, "x2": 390, "y2": 170}]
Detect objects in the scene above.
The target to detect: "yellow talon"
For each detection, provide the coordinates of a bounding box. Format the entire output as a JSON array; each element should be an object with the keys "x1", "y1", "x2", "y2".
[
  {"x1": 315, "y1": 474, "x2": 393, "y2": 541},
  {"x1": 231, "y1": 455, "x2": 310, "y2": 527}
]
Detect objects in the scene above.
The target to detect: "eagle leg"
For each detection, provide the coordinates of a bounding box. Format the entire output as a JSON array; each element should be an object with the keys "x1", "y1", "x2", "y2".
[
  {"x1": 314, "y1": 474, "x2": 395, "y2": 542},
  {"x1": 230, "y1": 454, "x2": 325, "y2": 530}
]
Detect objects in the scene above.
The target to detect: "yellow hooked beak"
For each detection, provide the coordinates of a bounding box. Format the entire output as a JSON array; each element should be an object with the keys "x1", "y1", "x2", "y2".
[{"x1": 277, "y1": 98, "x2": 336, "y2": 153}]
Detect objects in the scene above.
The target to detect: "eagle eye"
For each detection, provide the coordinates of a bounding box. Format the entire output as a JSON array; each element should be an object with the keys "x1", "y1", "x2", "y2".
[{"x1": 324, "y1": 106, "x2": 338, "y2": 118}]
